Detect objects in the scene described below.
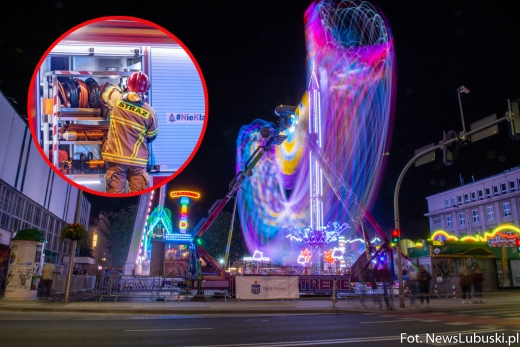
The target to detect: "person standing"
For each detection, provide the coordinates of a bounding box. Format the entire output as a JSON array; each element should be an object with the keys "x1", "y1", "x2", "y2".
[
  {"x1": 40, "y1": 263, "x2": 55, "y2": 298},
  {"x1": 458, "y1": 266, "x2": 473, "y2": 304},
  {"x1": 101, "y1": 71, "x2": 159, "y2": 194},
  {"x1": 472, "y1": 268, "x2": 485, "y2": 303},
  {"x1": 418, "y1": 265, "x2": 432, "y2": 307}
]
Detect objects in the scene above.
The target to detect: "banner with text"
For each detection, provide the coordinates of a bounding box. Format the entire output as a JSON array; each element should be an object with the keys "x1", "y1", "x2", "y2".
[{"x1": 236, "y1": 276, "x2": 299, "y2": 299}]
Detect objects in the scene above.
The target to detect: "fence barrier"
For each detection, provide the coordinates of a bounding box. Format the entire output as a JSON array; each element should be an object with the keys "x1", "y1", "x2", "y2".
[{"x1": 41, "y1": 272, "x2": 487, "y2": 303}]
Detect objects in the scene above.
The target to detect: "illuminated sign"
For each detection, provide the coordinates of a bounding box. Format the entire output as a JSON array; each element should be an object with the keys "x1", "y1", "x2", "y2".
[
  {"x1": 92, "y1": 234, "x2": 98, "y2": 247},
  {"x1": 164, "y1": 234, "x2": 192, "y2": 241},
  {"x1": 170, "y1": 191, "x2": 200, "y2": 199}
]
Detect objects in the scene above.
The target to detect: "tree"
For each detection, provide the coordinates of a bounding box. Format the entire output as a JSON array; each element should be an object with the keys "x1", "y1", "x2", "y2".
[
  {"x1": 105, "y1": 204, "x2": 137, "y2": 268},
  {"x1": 200, "y1": 211, "x2": 248, "y2": 263}
]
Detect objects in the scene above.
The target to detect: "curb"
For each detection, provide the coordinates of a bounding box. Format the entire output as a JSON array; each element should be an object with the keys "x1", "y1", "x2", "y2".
[{"x1": 0, "y1": 306, "x2": 361, "y2": 315}]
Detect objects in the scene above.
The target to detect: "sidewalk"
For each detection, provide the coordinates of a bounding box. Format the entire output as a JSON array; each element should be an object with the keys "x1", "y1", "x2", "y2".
[{"x1": 0, "y1": 291, "x2": 518, "y2": 315}]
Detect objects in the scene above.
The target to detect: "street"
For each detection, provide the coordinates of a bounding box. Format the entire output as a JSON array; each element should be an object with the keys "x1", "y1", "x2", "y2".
[{"x1": 2, "y1": 304, "x2": 520, "y2": 347}]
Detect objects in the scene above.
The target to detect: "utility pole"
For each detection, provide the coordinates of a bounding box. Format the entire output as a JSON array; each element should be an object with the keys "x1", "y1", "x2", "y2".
[{"x1": 394, "y1": 105, "x2": 512, "y2": 308}]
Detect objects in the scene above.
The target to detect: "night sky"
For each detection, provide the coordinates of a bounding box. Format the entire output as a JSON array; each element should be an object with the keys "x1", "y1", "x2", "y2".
[{"x1": 2, "y1": 0, "x2": 520, "y2": 242}]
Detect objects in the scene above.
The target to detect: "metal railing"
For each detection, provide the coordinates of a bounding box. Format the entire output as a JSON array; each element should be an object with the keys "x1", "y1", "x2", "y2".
[{"x1": 47, "y1": 274, "x2": 97, "y2": 301}]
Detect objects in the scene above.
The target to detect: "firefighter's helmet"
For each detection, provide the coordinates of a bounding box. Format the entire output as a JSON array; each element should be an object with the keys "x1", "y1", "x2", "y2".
[{"x1": 127, "y1": 71, "x2": 150, "y2": 93}]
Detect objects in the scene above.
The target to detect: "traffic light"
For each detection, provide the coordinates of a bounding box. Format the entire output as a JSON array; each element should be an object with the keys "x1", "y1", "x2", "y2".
[
  {"x1": 516, "y1": 238, "x2": 520, "y2": 252},
  {"x1": 391, "y1": 229, "x2": 400, "y2": 245},
  {"x1": 508, "y1": 99, "x2": 520, "y2": 140},
  {"x1": 442, "y1": 130, "x2": 459, "y2": 166}
]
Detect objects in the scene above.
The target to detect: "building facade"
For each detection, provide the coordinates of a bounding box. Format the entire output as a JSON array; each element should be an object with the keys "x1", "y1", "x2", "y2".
[
  {"x1": 0, "y1": 91, "x2": 90, "y2": 297},
  {"x1": 425, "y1": 168, "x2": 520, "y2": 238},
  {"x1": 421, "y1": 167, "x2": 520, "y2": 289},
  {"x1": 87, "y1": 212, "x2": 111, "y2": 274}
]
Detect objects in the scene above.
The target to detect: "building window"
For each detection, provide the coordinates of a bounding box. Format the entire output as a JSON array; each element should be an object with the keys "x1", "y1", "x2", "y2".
[
  {"x1": 460, "y1": 232, "x2": 467, "y2": 238},
  {"x1": 451, "y1": 197, "x2": 456, "y2": 207},
  {"x1": 501, "y1": 183, "x2": 507, "y2": 194},
  {"x1": 478, "y1": 190, "x2": 484, "y2": 200},
  {"x1": 445, "y1": 199, "x2": 450, "y2": 208},
  {"x1": 472, "y1": 210, "x2": 479, "y2": 223},
  {"x1": 446, "y1": 215, "x2": 452, "y2": 228},
  {"x1": 457, "y1": 196, "x2": 463, "y2": 205},
  {"x1": 485, "y1": 188, "x2": 491, "y2": 198},
  {"x1": 493, "y1": 185, "x2": 499, "y2": 196},
  {"x1": 509, "y1": 181, "x2": 516, "y2": 192},
  {"x1": 471, "y1": 192, "x2": 476, "y2": 202},
  {"x1": 432, "y1": 216, "x2": 442, "y2": 230},
  {"x1": 459, "y1": 212, "x2": 466, "y2": 225},
  {"x1": 503, "y1": 202, "x2": 511, "y2": 217},
  {"x1": 464, "y1": 194, "x2": 470, "y2": 204},
  {"x1": 487, "y1": 206, "x2": 494, "y2": 220}
]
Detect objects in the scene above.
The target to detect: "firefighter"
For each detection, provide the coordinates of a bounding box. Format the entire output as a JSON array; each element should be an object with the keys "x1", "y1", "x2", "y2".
[{"x1": 100, "y1": 71, "x2": 158, "y2": 194}]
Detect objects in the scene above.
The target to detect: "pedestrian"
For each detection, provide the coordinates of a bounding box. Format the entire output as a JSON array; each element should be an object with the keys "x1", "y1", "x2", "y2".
[
  {"x1": 40, "y1": 263, "x2": 55, "y2": 298},
  {"x1": 472, "y1": 268, "x2": 485, "y2": 304},
  {"x1": 359, "y1": 269, "x2": 369, "y2": 308},
  {"x1": 458, "y1": 266, "x2": 472, "y2": 304},
  {"x1": 380, "y1": 267, "x2": 394, "y2": 310},
  {"x1": 371, "y1": 269, "x2": 383, "y2": 309},
  {"x1": 408, "y1": 270, "x2": 420, "y2": 308},
  {"x1": 418, "y1": 265, "x2": 432, "y2": 307},
  {"x1": 101, "y1": 71, "x2": 159, "y2": 194}
]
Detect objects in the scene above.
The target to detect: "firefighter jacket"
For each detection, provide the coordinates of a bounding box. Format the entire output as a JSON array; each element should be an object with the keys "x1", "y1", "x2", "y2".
[{"x1": 101, "y1": 85, "x2": 158, "y2": 167}]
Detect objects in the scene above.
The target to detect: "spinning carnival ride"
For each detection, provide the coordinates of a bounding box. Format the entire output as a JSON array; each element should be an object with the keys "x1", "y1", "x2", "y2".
[
  {"x1": 125, "y1": 0, "x2": 396, "y2": 277},
  {"x1": 236, "y1": 0, "x2": 396, "y2": 268}
]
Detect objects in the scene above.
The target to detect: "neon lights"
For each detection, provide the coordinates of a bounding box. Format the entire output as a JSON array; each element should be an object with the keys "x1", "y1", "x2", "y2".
[
  {"x1": 297, "y1": 248, "x2": 312, "y2": 265},
  {"x1": 170, "y1": 191, "x2": 200, "y2": 199},
  {"x1": 164, "y1": 234, "x2": 192, "y2": 241},
  {"x1": 92, "y1": 234, "x2": 97, "y2": 247},
  {"x1": 243, "y1": 250, "x2": 270, "y2": 262},
  {"x1": 324, "y1": 249, "x2": 335, "y2": 263},
  {"x1": 332, "y1": 247, "x2": 344, "y2": 260},
  {"x1": 431, "y1": 224, "x2": 520, "y2": 244}
]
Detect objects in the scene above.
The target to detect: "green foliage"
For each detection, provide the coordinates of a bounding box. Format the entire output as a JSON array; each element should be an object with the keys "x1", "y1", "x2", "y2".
[
  {"x1": 105, "y1": 204, "x2": 138, "y2": 267},
  {"x1": 60, "y1": 223, "x2": 89, "y2": 245},
  {"x1": 200, "y1": 211, "x2": 248, "y2": 263}
]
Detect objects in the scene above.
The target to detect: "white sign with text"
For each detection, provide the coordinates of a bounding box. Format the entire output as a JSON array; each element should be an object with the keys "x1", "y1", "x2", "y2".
[{"x1": 235, "y1": 276, "x2": 299, "y2": 300}]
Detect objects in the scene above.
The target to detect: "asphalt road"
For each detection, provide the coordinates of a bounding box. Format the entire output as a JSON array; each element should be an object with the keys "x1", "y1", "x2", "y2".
[{"x1": 2, "y1": 311, "x2": 520, "y2": 347}]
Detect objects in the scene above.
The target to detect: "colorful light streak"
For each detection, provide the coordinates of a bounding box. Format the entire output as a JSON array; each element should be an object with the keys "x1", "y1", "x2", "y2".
[{"x1": 236, "y1": 0, "x2": 395, "y2": 264}]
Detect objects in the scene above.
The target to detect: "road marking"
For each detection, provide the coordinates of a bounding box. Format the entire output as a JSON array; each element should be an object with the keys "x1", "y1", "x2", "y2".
[
  {"x1": 126, "y1": 328, "x2": 213, "y2": 332},
  {"x1": 472, "y1": 316, "x2": 496, "y2": 318},
  {"x1": 361, "y1": 319, "x2": 416, "y2": 324},
  {"x1": 179, "y1": 329, "x2": 505, "y2": 347},
  {"x1": 444, "y1": 322, "x2": 470, "y2": 325},
  {"x1": 416, "y1": 319, "x2": 440, "y2": 323},
  {"x1": 454, "y1": 308, "x2": 518, "y2": 313}
]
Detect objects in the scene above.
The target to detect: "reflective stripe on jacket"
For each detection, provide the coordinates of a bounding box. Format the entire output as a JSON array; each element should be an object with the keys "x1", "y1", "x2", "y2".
[{"x1": 101, "y1": 86, "x2": 158, "y2": 167}]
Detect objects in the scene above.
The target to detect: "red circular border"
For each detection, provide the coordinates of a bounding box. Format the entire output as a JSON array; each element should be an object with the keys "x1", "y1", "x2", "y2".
[{"x1": 27, "y1": 16, "x2": 209, "y2": 198}]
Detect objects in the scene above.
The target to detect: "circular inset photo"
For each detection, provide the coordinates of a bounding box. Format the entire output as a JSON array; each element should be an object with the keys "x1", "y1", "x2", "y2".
[{"x1": 28, "y1": 16, "x2": 207, "y2": 197}]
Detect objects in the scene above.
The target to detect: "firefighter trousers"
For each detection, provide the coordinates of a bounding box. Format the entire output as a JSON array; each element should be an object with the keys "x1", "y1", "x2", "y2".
[{"x1": 105, "y1": 162, "x2": 149, "y2": 194}]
